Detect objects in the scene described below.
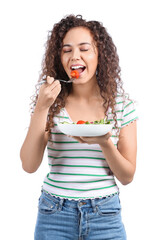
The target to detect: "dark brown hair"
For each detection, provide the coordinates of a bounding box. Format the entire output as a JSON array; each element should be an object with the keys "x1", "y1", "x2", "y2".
[{"x1": 31, "y1": 14, "x2": 125, "y2": 134}]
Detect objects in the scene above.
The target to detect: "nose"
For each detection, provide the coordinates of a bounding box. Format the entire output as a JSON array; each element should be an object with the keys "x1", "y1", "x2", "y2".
[{"x1": 71, "y1": 48, "x2": 80, "y2": 61}]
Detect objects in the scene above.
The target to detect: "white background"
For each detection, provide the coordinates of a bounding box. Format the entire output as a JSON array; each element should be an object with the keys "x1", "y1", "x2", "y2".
[{"x1": 0, "y1": 0, "x2": 160, "y2": 239}]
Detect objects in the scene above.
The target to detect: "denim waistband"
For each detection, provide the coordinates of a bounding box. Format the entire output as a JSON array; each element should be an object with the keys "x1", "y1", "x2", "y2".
[{"x1": 41, "y1": 190, "x2": 119, "y2": 211}]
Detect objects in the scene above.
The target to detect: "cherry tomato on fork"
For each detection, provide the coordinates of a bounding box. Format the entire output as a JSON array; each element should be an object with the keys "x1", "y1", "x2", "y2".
[{"x1": 70, "y1": 70, "x2": 80, "y2": 79}]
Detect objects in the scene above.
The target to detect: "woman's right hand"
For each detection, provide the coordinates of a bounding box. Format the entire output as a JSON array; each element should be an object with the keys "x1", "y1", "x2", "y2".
[{"x1": 35, "y1": 76, "x2": 61, "y2": 112}]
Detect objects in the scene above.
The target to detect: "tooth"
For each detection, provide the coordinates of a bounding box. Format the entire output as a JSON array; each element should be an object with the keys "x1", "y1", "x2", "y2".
[{"x1": 72, "y1": 66, "x2": 84, "y2": 69}]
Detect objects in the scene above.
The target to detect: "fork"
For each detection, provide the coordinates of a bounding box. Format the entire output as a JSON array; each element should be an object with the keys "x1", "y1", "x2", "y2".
[{"x1": 37, "y1": 78, "x2": 74, "y2": 85}]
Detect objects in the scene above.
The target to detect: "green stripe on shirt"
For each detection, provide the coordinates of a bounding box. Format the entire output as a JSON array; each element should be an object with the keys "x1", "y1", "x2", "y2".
[
  {"x1": 55, "y1": 116, "x2": 69, "y2": 119},
  {"x1": 48, "y1": 156, "x2": 106, "y2": 160},
  {"x1": 121, "y1": 117, "x2": 138, "y2": 126},
  {"x1": 124, "y1": 101, "x2": 133, "y2": 109},
  {"x1": 49, "y1": 164, "x2": 109, "y2": 168},
  {"x1": 44, "y1": 181, "x2": 116, "y2": 191},
  {"x1": 50, "y1": 132, "x2": 65, "y2": 135},
  {"x1": 107, "y1": 118, "x2": 123, "y2": 121},
  {"x1": 48, "y1": 140, "x2": 79, "y2": 144},
  {"x1": 123, "y1": 109, "x2": 135, "y2": 117},
  {"x1": 46, "y1": 174, "x2": 113, "y2": 183},
  {"x1": 49, "y1": 172, "x2": 108, "y2": 177},
  {"x1": 47, "y1": 147, "x2": 102, "y2": 152}
]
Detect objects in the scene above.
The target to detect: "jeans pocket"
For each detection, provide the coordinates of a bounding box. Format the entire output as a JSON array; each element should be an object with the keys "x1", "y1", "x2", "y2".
[
  {"x1": 38, "y1": 194, "x2": 58, "y2": 215},
  {"x1": 96, "y1": 195, "x2": 121, "y2": 217}
]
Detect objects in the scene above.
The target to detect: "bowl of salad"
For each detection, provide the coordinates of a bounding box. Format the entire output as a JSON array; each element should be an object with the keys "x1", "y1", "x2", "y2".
[{"x1": 57, "y1": 118, "x2": 113, "y2": 137}]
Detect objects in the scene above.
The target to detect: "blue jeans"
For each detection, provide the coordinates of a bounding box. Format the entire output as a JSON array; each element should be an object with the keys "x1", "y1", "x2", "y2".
[{"x1": 34, "y1": 191, "x2": 127, "y2": 240}]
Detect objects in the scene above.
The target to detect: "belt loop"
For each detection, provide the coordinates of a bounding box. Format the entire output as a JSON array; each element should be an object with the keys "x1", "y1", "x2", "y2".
[
  {"x1": 91, "y1": 199, "x2": 97, "y2": 213},
  {"x1": 58, "y1": 198, "x2": 64, "y2": 211}
]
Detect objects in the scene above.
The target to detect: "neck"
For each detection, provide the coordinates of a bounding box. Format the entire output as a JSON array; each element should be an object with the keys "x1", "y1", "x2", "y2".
[{"x1": 71, "y1": 77, "x2": 100, "y2": 101}]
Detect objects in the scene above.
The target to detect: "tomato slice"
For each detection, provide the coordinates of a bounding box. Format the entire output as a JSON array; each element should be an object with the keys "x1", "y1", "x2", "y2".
[
  {"x1": 77, "y1": 120, "x2": 86, "y2": 124},
  {"x1": 70, "y1": 70, "x2": 80, "y2": 79}
]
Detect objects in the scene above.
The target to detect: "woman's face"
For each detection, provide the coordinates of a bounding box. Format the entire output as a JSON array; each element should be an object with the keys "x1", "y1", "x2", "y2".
[{"x1": 61, "y1": 27, "x2": 98, "y2": 84}]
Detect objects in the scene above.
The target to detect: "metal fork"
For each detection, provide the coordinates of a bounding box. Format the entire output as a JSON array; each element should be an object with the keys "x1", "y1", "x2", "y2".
[{"x1": 37, "y1": 78, "x2": 74, "y2": 85}]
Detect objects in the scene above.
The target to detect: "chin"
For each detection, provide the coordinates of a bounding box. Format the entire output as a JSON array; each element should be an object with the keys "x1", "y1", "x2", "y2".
[
  {"x1": 74, "y1": 75, "x2": 94, "y2": 84},
  {"x1": 73, "y1": 79, "x2": 88, "y2": 85}
]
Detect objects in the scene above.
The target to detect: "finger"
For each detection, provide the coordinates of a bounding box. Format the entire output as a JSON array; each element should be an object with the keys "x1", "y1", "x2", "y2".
[
  {"x1": 80, "y1": 137, "x2": 94, "y2": 144},
  {"x1": 50, "y1": 80, "x2": 61, "y2": 91},
  {"x1": 81, "y1": 136, "x2": 93, "y2": 141},
  {"x1": 45, "y1": 80, "x2": 61, "y2": 93},
  {"x1": 105, "y1": 131, "x2": 112, "y2": 140},
  {"x1": 47, "y1": 76, "x2": 54, "y2": 84},
  {"x1": 67, "y1": 135, "x2": 85, "y2": 143},
  {"x1": 48, "y1": 84, "x2": 61, "y2": 100}
]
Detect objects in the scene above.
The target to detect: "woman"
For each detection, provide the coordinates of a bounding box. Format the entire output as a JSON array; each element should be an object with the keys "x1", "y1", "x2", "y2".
[{"x1": 20, "y1": 14, "x2": 138, "y2": 239}]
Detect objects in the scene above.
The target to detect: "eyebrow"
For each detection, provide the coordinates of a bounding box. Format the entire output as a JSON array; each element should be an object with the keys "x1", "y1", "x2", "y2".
[{"x1": 62, "y1": 42, "x2": 91, "y2": 48}]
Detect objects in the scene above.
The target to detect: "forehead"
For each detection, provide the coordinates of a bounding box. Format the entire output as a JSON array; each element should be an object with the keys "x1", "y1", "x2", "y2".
[{"x1": 63, "y1": 27, "x2": 93, "y2": 44}]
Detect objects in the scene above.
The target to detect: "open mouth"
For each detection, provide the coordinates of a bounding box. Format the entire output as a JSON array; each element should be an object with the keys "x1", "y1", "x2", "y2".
[{"x1": 70, "y1": 65, "x2": 86, "y2": 74}]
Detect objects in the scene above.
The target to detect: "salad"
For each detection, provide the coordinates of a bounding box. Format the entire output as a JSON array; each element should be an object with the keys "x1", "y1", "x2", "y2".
[
  {"x1": 61, "y1": 118, "x2": 110, "y2": 125},
  {"x1": 58, "y1": 117, "x2": 112, "y2": 137}
]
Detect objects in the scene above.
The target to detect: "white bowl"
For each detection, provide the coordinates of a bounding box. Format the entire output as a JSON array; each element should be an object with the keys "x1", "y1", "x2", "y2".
[{"x1": 57, "y1": 123, "x2": 113, "y2": 137}]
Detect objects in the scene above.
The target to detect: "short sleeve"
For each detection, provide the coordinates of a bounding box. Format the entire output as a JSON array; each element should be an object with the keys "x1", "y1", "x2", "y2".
[{"x1": 121, "y1": 99, "x2": 138, "y2": 128}]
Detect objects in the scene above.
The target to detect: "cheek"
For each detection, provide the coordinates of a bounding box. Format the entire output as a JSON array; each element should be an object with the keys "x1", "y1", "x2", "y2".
[
  {"x1": 62, "y1": 55, "x2": 71, "y2": 68},
  {"x1": 88, "y1": 54, "x2": 98, "y2": 69},
  {"x1": 87, "y1": 50, "x2": 98, "y2": 62}
]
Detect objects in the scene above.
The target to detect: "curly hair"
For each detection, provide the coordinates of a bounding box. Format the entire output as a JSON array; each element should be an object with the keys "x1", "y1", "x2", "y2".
[{"x1": 31, "y1": 14, "x2": 125, "y2": 135}]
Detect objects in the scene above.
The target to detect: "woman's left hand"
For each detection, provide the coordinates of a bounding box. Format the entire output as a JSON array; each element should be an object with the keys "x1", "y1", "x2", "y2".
[{"x1": 67, "y1": 132, "x2": 112, "y2": 146}]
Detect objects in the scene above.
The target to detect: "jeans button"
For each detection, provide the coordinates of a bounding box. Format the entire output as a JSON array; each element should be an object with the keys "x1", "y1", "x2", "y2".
[{"x1": 79, "y1": 202, "x2": 86, "y2": 206}]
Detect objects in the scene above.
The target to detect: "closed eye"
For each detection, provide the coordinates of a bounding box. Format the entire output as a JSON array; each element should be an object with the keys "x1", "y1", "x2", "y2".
[
  {"x1": 63, "y1": 50, "x2": 72, "y2": 53},
  {"x1": 80, "y1": 49, "x2": 89, "y2": 52}
]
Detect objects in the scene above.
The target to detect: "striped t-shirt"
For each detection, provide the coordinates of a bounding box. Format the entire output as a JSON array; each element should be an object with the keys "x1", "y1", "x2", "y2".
[{"x1": 42, "y1": 95, "x2": 138, "y2": 200}]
